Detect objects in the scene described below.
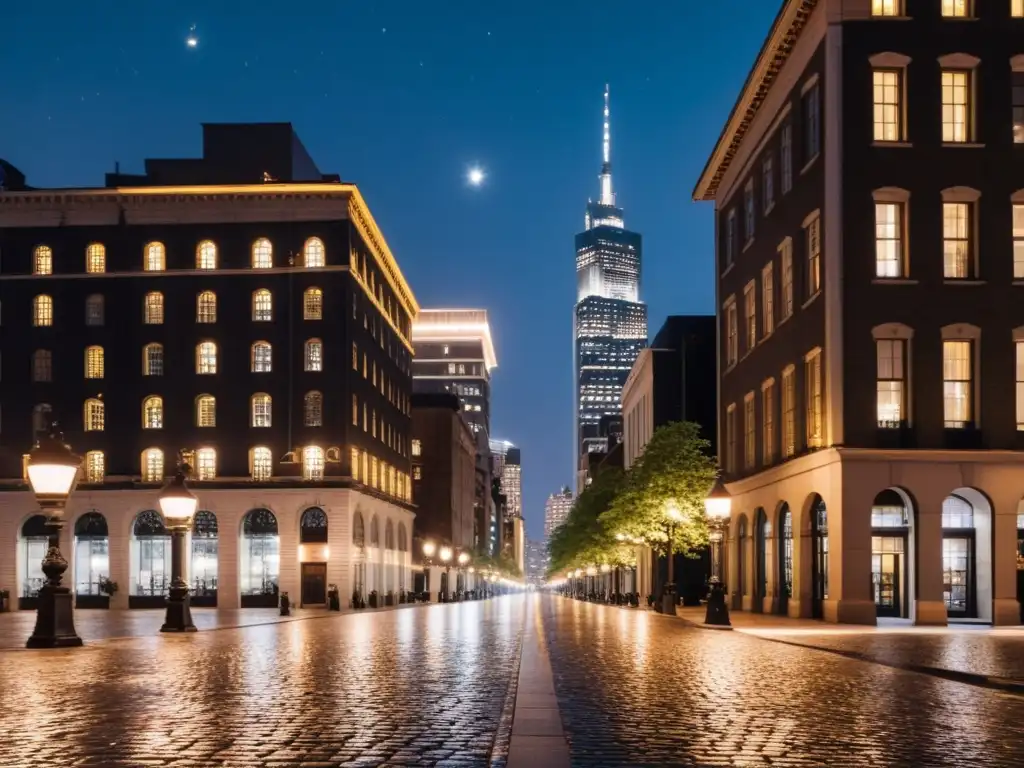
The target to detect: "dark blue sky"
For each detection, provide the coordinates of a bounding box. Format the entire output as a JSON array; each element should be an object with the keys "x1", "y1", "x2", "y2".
[{"x1": 3, "y1": 1, "x2": 778, "y2": 539}]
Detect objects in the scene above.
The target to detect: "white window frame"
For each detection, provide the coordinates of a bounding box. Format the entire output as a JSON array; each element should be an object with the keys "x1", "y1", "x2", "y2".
[
  {"x1": 724, "y1": 298, "x2": 738, "y2": 369},
  {"x1": 779, "y1": 238, "x2": 794, "y2": 320},
  {"x1": 804, "y1": 349, "x2": 823, "y2": 449},
  {"x1": 941, "y1": 324, "x2": 981, "y2": 429},
  {"x1": 803, "y1": 211, "x2": 822, "y2": 299},
  {"x1": 761, "y1": 378, "x2": 776, "y2": 466},
  {"x1": 781, "y1": 365, "x2": 796, "y2": 459},
  {"x1": 743, "y1": 281, "x2": 756, "y2": 353},
  {"x1": 941, "y1": 187, "x2": 981, "y2": 280},
  {"x1": 743, "y1": 392, "x2": 756, "y2": 470},
  {"x1": 761, "y1": 262, "x2": 775, "y2": 337}
]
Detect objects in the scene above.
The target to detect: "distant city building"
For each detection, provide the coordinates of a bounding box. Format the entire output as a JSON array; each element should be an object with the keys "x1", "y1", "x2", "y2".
[
  {"x1": 574, "y1": 85, "x2": 647, "y2": 488},
  {"x1": 489, "y1": 440, "x2": 521, "y2": 520},
  {"x1": 544, "y1": 487, "x2": 574, "y2": 539},
  {"x1": 525, "y1": 538, "x2": 549, "y2": 584}
]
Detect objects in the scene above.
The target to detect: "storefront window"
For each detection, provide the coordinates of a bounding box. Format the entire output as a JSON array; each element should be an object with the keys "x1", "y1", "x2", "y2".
[
  {"x1": 20, "y1": 515, "x2": 50, "y2": 598},
  {"x1": 74, "y1": 512, "x2": 109, "y2": 595},
  {"x1": 132, "y1": 510, "x2": 170, "y2": 596},
  {"x1": 192, "y1": 511, "x2": 219, "y2": 596},
  {"x1": 241, "y1": 508, "x2": 279, "y2": 596}
]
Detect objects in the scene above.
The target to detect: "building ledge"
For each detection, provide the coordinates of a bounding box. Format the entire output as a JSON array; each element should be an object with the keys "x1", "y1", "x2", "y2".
[
  {"x1": 871, "y1": 141, "x2": 914, "y2": 148},
  {"x1": 944, "y1": 279, "x2": 986, "y2": 286},
  {"x1": 872, "y1": 278, "x2": 918, "y2": 285},
  {"x1": 942, "y1": 142, "x2": 985, "y2": 149}
]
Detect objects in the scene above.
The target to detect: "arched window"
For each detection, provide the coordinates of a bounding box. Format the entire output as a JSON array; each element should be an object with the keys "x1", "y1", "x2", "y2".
[
  {"x1": 33, "y1": 295, "x2": 53, "y2": 327},
  {"x1": 86, "y1": 243, "x2": 106, "y2": 274},
  {"x1": 303, "y1": 446, "x2": 325, "y2": 480},
  {"x1": 32, "y1": 350, "x2": 52, "y2": 382},
  {"x1": 85, "y1": 345, "x2": 104, "y2": 379},
  {"x1": 74, "y1": 512, "x2": 109, "y2": 596},
  {"x1": 141, "y1": 447, "x2": 164, "y2": 482},
  {"x1": 304, "y1": 237, "x2": 325, "y2": 268},
  {"x1": 143, "y1": 343, "x2": 164, "y2": 376},
  {"x1": 252, "y1": 238, "x2": 273, "y2": 269},
  {"x1": 369, "y1": 516, "x2": 380, "y2": 547},
  {"x1": 196, "y1": 395, "x2": 216, "y2": 427},
  {"x1": 385, "y1": 520, "x2": 395, "y2": 550},
  {"x1": 195, "y1": 447, "x2": 217, "y2": 480},
  {"x1": 196, "y1": 341, "x2": 217, "y2": 374},
  {"x1": 251, "y1": 341, "x2": 272, "y2": 373},
  {"x1": 241, "y1": 509, "x2": 279, "y2": 599},
  {"x1": 144, "y1": 242, "x2": 165, "y2": 271},
  {"x1": 144, "y1": 292, "x2": 164, "y2": 324},
  {"x1": 398, "y1": 523, "x2": 408, "y2": 552},
  {"x1": 196, "y1": 291, "x2": 217, "y2": 323},
  {"x1": 85, "y1": 294, "x2": 104, "y2": 326},
  {"x1": 84, "y1": 450, "x2": 105, "y2": 482},
  {"x1": 305, "y1": 338, "x2": 323, "y2": 371},
  {"x1": 304, "y1": 391, "x2": 323, "y2": 426},
  {"x1": 304, "y1": 288, "x2": 323, "y2": 320},
  {"x1": 34, "y1": 245, "x2": 53, "y2": 275},
  {"x1": 250, "y1": 446, "x2": 273, "y2": 481},
  {"x1": 84, "y1": 398, "x2": 104, "y2": 431},
  {"x1": 32, "y1": 404, "x2": 52, "y2": 437},
  {"x1": 196, "y1": 240, "x2": 217, "y2": 270},
  {"x1": 352, "y1": 511, "x2": 366, "y2": 547},
  {"x1": 143, "y1": 395, "x2": 163, "y2": 429},
  {"x1": 252, "y1": 289, "x2": 272, "y2": 321},
  {"x1": 251, "y1": 393, "x2": 272, "y2": 427},
  {"x1": 300, "y1": 507, "x2": 328, "y2": 543}
]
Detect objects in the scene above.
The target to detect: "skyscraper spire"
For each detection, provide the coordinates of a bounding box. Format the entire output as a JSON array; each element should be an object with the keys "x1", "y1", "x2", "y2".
[{"x1": 599, "y1": 84, "x2": 614, "y2": 207}]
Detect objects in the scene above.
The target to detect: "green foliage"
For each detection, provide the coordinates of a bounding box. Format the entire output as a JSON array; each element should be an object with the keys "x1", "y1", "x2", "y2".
[{"x1": 546, "y1": 467, "x2": 628, "y2": 577}]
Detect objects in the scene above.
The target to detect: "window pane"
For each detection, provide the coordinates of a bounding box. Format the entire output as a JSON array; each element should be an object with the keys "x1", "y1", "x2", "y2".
[
  {"x1": 872, "y1": 70, "x2": 901, "y2": 141},
  {"x1": 942, "y1": 340, "x2": 972, "y2": 427},
  {"x1": 941, "y1": 71, "x2": 970, "y2": 143},
  {"x1": 874, "y1": 203, "x2": 902, "y2": 277},
  {"x1": 252, "y1": 238, "x2": 273, "y2": 268}
]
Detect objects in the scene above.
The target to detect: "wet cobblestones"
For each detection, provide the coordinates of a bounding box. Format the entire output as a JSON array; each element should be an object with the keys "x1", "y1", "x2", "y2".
[
  {"x1": 543, "y1": 597, "x2": 1024, "y2": 767},
  {"x1": 0, "y1": 599, "x2": 524, "y2": 767}
]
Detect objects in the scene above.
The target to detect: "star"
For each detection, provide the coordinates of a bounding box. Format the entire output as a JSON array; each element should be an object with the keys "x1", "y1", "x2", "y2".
[{"x1": 467, "y1": 167, "x2": 485, "y2": 187}]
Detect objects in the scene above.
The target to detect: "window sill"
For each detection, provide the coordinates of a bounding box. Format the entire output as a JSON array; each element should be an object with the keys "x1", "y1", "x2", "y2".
[
  {"x1": 872, "y1": 277, "x2": 918, "y2": 285},
  {"x1": 742, "y1": 239, "x2": 756, "y2": 253},
  {"x1": 800, "y1": 154, "x2": 820, "y2": 176},
  {"x1": 764, "y1": 202, "x2": 776, "y2": 217},
  {"x1": 721, "y1": 263, "x2": 735, "y2": 279},
  {"x1": 777, "y1": 313, "x2": 793, "y2": 329},
  {"x1": 942, "y1": 142, "x2": 985, "y2": 149},
  {"x1": 724, "y1": 362, "x2": 738, "y2": 376},
  {"x1": 761, "y1": 329, "x2": 774, "y2": 344},
  {"x1": 944, "y1": 279, "x2": 986, "y2": 286},
  {"x1": 801, "y1": 290, "x2": 821, "y2": 310},
  {"x1": 871, "y1": 141, "x2": 913, "y2": 148},
  {"x1": 1012, "y1": 280, "x2": 1024, "y2": 286},
  {"x1": 867, "y1": 15, "x2": 913, "y2": 21}
]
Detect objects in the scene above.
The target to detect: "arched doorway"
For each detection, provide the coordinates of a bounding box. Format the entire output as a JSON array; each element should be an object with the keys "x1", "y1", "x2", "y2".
[
  {"x1": 73, "y1": 511, "x2": 109, "y2": 609},
  {"x1": 753, "y1": 508, "x2": 769, "y2": 613},
  {"x1": 241, "y1": 508, "x2": 280, "y2": 607},
  {"x1": 352, "y1": 511, "x2": 366, "y2": 603},
  {"x1": 130, "y1": 510, "x2": 170, "y2": 608},
  {"x1": 384, "y1": 520, "x2": 395, "y2": 597},
  {"x1": 299, "y1": 507, "x2": 328, "y2": 607},
  {"x1": 397, "y1": 523, "x2": 409, "y2": 594},
  {"x1": 811, "y1": 496, "x2": 829, "y2": 619},
  {"x1": 18, "y1": 515, "x2": 50, "y2": 610},
  {"x1": 941, "y1": 489, "x2": 993, "y2": 621},
  {"x1": 191, "y1": 511, "x2": 218, "y2": 607},
  {"x1": 778, "y1": 504, "x2": 793, "y2": 616},
  {"x1": 871, "y1": 489, "x2": 910, "y2": 619},
  {"x1": 736, "y1": 515, "x2": 748, "y2": 610}
]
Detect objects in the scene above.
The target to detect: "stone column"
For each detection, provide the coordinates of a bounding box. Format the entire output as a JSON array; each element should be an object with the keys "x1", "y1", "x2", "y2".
[
  {"x1": 830, "y1": 477, "x2": 877, "y2": 626},
  {"x1": 988, "y1": 488, "x2": 1021, "y2": 626},
  {"x1": 108, "y1": 512, "x2": 131, "y2": 610},
  {"x1": 217, "y1": 512, "x2": 240, "y2": 609},
  {"x1": 912, "y1": 486, "x2": 948, "y2": 626},
  {"x1": 278, "y1": 510, "x2": 299, "y2": 605}
]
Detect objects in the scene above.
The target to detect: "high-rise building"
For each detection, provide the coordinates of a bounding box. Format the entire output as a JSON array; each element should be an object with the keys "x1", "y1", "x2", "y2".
[
  {"x1": 544, "y1": 487, "x2": 574, "y2": 539},
  {"x1": 412, "y1": 309, "x2": 499, "y2": 555},
  {"x1": 488, "y1": 439, "x2": 521, "y2": 520},
  {"x1": 574, "y1": 86, "x2": 648, "y2": 483},
  {"x1": 525, "y1": 538, "x2": 549, "y2": 585}
]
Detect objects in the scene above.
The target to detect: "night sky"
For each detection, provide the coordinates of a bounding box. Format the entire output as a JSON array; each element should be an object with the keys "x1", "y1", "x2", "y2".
[{"x1": 3, "y1": 1, "x2": 779, "y2": 540}]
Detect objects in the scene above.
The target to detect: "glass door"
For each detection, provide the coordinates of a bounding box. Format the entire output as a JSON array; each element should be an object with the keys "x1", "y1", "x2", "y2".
[
  {"x1": 872, "y1": 534, "x2": 905, "y2": 618},
  {"x1": 943, "y1": 535, "x2": 974, "y2": 618}
]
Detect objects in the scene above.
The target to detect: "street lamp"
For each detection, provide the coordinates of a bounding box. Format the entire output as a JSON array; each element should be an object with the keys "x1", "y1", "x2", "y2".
[
  {"x1": 704, "y1": 477, "x2": 732, "y2": 626},
  {"x1": 421, "y1": 540, "x2": 437, "y2": 600},
  {"x1": 663, "y1": 503, "x2": 683, "y2": 616},
  {"x1": 457, "y1": 551, "x2": 470, "y2": 599},
  {"x1": 25, "y1": 426, "x2": 83, "y2": 648},
  {"x1": 159, "y1": 463, "x2": 199, "y2": 633},
  {"x1": 439, "y1": 546, "x2": 453, "y2": 602}
]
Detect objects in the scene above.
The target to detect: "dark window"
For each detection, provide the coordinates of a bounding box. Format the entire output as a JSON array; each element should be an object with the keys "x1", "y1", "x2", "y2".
[
  {"x1": 242, "y1": 508, "x2": 278, "y2": 536},
  {"x1": 300, "y1": 507, "x2": 328, "y2": 543},
  {"x1": 134, "y1": 509, "x2": 168, "y2": 537},
  {"x1": 1013, "y1": 71, "x2": 1024, "y2": 144},
  {"x1": 803, "y1": 83, "x2": 820, "y2": 162},
  {"x1": 192, "y1": 510, "x2": 218, "y2": 538}
]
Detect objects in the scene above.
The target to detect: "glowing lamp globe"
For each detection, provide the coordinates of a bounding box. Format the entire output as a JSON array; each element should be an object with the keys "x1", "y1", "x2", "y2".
[
  {"x1": 586, "y1": 566, "x2": 597, "y2": 577},
  {"x1": 458, "y1": 552, "x2": 470, "y2": 566},
  {"x1": 439, "y1": 546, "x2": 453, "y2": 563},
  {"x1": 27, "y1": 431, "x2": 81, "y2": 500},
  {"x1": 422, "y1": 541, "x2": 437, "y2": 558},
  {"x1": 666, "y1": 504, "x2": 683, "y2": 523},
  {"x1": 600, "y1": 563, "x2": 611, "y2": 574},
  {"x1": 159, "y1": 472, "x2": 198, "y2": 527},
  {"x1": 705, "y1": 478, "x2": 732, "y2": 520}
]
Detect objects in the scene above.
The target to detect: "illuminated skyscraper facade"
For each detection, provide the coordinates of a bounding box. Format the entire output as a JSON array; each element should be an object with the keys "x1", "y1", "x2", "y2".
[{"x1": 574, "y1": 86, "x2": 648, "y2": 473}]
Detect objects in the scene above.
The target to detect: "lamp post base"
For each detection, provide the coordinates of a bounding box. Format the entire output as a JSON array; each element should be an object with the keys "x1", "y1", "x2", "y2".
[
  {"x1": 27, "y1": 586, "x2": 83, "y2": 648},
  {"x1": 704, "y1": 580, "x2": 731, "y2": 626},
  {"x1": 161, "y1": 589, "x2": 197, "y2": 633}
]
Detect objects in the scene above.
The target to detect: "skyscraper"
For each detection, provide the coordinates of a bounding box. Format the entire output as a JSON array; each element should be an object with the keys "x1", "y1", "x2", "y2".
[
  {"x1": 574, "y1": 86, "x2": 647, "y2": 481},
  {"x1": 544, "y1": 487, "x2": 574, "y2": 540}
]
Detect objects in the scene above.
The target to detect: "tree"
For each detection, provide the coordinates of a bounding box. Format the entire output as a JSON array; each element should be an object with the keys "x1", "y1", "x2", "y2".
[
  {"x1": 546, "y1": 467, "x2": 625, "y2": 577},
  {"x1": 603, "y1": 421, "x2": 717, "y2": 561}
]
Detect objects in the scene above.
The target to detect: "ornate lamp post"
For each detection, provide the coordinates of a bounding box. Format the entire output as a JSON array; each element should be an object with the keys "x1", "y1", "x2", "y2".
[
  {"x1": 663, "y1": 504, "x2": 683, "y2": 616},
  {"x1": 159, "y1": 463, "x2": 199, "y2": 633},
  {"x1": 25, "y1": 426, "x2": 83, "y2": 649},
  {"x1": 439, "y1": 546, "x2": 453, "y2": 602},
  {"x1": 704, "y1": 478, "x2": 733, "y2": 626}
]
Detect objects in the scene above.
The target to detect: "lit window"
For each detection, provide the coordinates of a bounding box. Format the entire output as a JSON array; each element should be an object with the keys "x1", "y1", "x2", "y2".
[
  {"x1": 196, "y1": 240, "x2": 217, "y2": 270},
  {"x1": 1017, "y1": 341, "x2": 1024, "y2": 430},
  {"x1": 762, "y1": 381, "x2": 775, "y2": 466},
  {"x1": 352, "y1": 394, "x2": 358, "y2": 425},
  {"x1": 743, "y1": 181, "x2": 755, "y2": 243},
  {"x1": 305, "y1": 339, "x2": 323, "y2": 371},
  {"x1": 32, "y1": 404, "x2": 52, "y2": 438},
  {"x1": 875, "y1": 203, "x2": 904, "y2": 277},
  {"x1": 304, "y1": 237, "x2": 326, "y2": 268},
  {"x1": 781, "y1": 366, "x2": 796, "y2": 459},
  {"x1": 413, "y1": 466, "x2": 422, "y2": 480},
  {"x1": 85, "y1": 294, "x2": 104, "y2": 326},
  {"x1": 303, "y1": 446, "x2": 325, "y2": 480},
  {"x1": 762, "y1": 155, "x2": 774, "y2": 213},
  {"x1": 780, "y1": 120, "x2": 793, "y2": 194},
  {"x1": 252, "y1": 238, "x2": 273, "y2": 269},
  {"x1": 304, "y1": 287, "x2": 323, "y2": 320},
  {"x1": 143, "y1": 395, "x2": 163, "y2": 429},
  {"x1": 725, "y1": 300, "x2": 738, "y2": 368},
  {"x1": 941, "y1": 0, "x2": 968, "y2": 16},
  {"x1": 251, "y1": 341, "x2": 273, "y2": 373},
  {"x1": 85, "y1": 451, "x2": 104, "y2": 483},
  {"x1": 32, "y1": 350, "x2": 52, "y2": 382},
  {"x1": 251, "y1": 393, "x2": 272, "y2": 427},
  {"x1": 85, "y1": 345, "x2": 104, "y2": 379},
  {"x1": 411, "y1": 438, "x2": 422, "y2": 457},
  {"x1": 252, "y1": 289, "x2": 273, "y2": 322},
  {"x1": 351, "y1": 448, "x2": 361, "y2": 482},
  {"x1": 779, "y1": 240, "x2": 794, "y2": 320},
  {"x1": 1013, "y1": 71, "x2": 1024, "y2": 143},
  {"x1": 803, "y1": 82, "x2": 821, "y2": 162},
  {"x1": 806, "y1": 352, "x2": 823, "y2": 449},
  {"x1": 196, "y1": 291, "x2": 217, "y2": 323},
  {"x1": 761, "y1": 263, "x2": 774, "y2": 336},
  {"x1": 871, "y1": 0, "x2": 899, "y2": 15},
  {"x1": 143, "y1": 343, "x2": 164, "y2": 376},
  {"x1": 84, "y1": 398, "x2": 104, "y2": 431},
  {"x1": 250, "y1": 446, "x2": 272, "y2": 481},
  {"x1": 805, "y1": 215, "x2": 821, "y2": 297},
  {"x1": 144, "y1": 292, "x2": 164, "y2": 324},
  {"x1": 873, "y1": 70, "x2": 901, "y2": 142},
  {"x1": 196, "y1": 395, "x2": 216, "y2": 427},
  {"x1": 943, "y1": 202, "x2": 972, "y2": 278},
  {"x1": 141, "y1": 448, "x2": 164, "y2": 482},
  {"x1": 34, "y1": 246, "x2": 53, "y2": 275},
  {"x1": 352, "y1": 342, "x2": 358, "y2": 370},
  {"x1": 724, "y1": 405, "x2": 736, "y2": 475},
  {"x1": 943, "y1": 340, "x2": 973, "y2": 428},
  {"x1": 33, "y1": 295, "x2": 53, "y2": 327},
  {"x1": 877, "y1": 339, "x2": 905, "y2": 428},
  {"x1": 196, "y1": 447, "x2": 217, "y2": 480},
  {"x1": 743, "y1": 284, "x2": 756, "y2": 351},
  {"x1": 304, "y1": 391, "x2": 323, "y2": 427},
  {"x1": 144, "y1": 242, "x2": 165, "y2": 271},
  {"x1": 1015, "y1": 0, "x2": 1024, "y2": 17},
  {"x1": 941, "y1": 71, "x2": 970, "y2": 143},
  {"x1": 86, "y1": 243, "x2": 106, "y2": 274},
  {"x1": 196, "y1": 341, "x2": 218, "y2": 374},
  {"x1": 743, "y1": 394, "x2": 756, "y2": 469},
  {"x1": 1015, "y1": 205, "x2": 1024, "y2": 279}
]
